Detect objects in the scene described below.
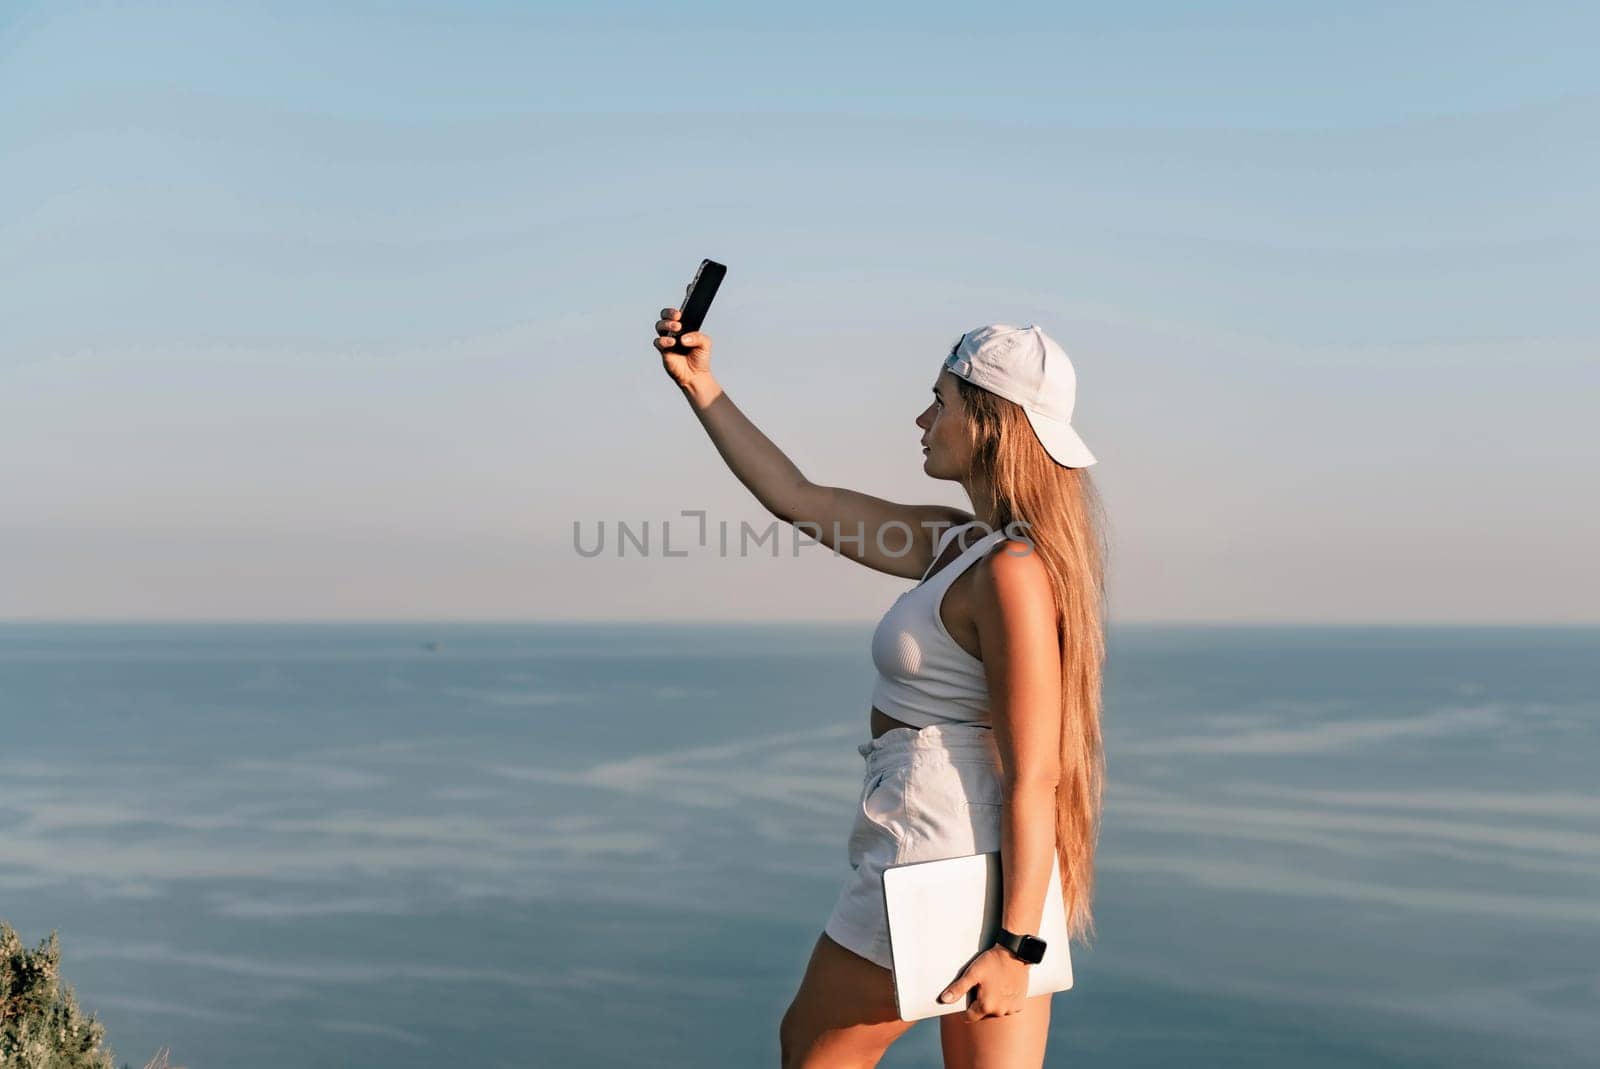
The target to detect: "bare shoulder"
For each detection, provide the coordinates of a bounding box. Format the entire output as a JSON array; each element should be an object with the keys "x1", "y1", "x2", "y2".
[
  {"x1": 972, "y1": 536, "x2": 1057, "y2": 621},
  {"x1": 984, "y1": 534, "x2": 1051, "y2": 578}
]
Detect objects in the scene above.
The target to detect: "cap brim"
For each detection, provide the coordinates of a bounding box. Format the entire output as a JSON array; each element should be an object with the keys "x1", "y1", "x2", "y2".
[{"x1": 1024, "y1": 407, "x2": 1097, "y2": 467}]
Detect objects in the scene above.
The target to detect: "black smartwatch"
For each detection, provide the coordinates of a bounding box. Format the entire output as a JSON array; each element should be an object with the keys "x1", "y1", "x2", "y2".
[{"x1": 993, "y1": 926, "x2": 1047, "y2": 964}]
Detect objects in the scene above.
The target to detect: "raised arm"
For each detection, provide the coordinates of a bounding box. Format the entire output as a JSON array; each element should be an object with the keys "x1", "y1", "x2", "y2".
[{"x1": 655, "y1": 306, "x2": 970, "y2": 579}]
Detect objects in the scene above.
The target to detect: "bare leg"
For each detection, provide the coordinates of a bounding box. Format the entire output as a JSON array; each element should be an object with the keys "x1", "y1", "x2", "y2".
[
  {"x1": 937, "y1": 992, "x2": 1052, "y2": 1068},
  {"x1": 779, "y1": 932, "x2": 918, "y2": 1068}
]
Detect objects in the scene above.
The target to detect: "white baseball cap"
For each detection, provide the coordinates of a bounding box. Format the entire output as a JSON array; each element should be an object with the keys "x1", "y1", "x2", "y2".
[{"x1": 943, "y1": 323, "x2": 1097, "y2": 468}]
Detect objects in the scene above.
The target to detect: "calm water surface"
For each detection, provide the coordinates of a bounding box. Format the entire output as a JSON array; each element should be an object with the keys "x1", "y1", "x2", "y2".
[{"x1": 0, "y1": 622, "x2": 1594, "y2": 1067}]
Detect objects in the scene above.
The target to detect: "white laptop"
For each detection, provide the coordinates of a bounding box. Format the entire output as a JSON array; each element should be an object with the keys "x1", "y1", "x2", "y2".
[{"x1": 881, "y1": 850, "x2": 1074, "y2": 1021}]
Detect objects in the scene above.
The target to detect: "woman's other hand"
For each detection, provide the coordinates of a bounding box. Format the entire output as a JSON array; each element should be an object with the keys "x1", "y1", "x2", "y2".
[
  {"x1": 654, "y1": 306, "x2": 713, "y2": 389},
  {"x1": 937, "y1": 945, "x2": 1031, "y2": 1021}
]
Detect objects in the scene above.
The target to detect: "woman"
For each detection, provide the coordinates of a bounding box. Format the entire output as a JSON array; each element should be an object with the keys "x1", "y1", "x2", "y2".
[{"x1": 652, "y1": 309, "x2": 1107, "y2": 1069}]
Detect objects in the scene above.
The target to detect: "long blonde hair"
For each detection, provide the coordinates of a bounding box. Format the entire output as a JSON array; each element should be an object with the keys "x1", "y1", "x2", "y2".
[{"x1": 952, "y1": 360, "x2": 1108, "y2": 948}]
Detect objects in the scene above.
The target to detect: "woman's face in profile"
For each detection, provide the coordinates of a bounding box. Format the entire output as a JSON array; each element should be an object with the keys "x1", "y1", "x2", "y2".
[{"x1": 916, "y1": 369, "x2": 972, "y2": 478}]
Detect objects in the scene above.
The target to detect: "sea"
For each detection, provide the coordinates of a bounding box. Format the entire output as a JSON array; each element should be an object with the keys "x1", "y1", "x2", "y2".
[{"x1": 0, "y1": 622, "x2": 1595, "y2": 1068}]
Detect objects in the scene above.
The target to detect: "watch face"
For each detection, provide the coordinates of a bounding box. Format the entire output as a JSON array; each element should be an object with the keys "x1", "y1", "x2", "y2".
[{"x1": 1018, "y1": 935, "x2": 1047, "y2": 964}]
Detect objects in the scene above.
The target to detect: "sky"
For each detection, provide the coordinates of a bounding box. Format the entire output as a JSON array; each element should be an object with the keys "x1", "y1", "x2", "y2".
[{"x1": 1, "y1": 0, "x2": 1596, "y2": 624}]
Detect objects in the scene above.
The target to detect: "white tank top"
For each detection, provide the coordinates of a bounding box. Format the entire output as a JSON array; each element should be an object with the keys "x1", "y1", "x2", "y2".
[{"x1": 868, "y1": 520, "x2": 1007, "y2": 728}]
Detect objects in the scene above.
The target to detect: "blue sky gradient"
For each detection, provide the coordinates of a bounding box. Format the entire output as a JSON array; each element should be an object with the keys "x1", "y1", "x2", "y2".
[{"x1": 2, "y1": 1, "x2": 1596, "y2": 622}]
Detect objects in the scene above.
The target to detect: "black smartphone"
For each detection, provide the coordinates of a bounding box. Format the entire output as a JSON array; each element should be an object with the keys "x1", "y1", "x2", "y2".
[{"x1": 673, "y1": 258, "x2": 726, "y2": 352}]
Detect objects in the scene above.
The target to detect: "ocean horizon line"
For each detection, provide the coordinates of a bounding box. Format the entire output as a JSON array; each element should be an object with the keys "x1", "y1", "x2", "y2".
[{"x1": 1, "y1": 617, "x2": 1595, "y2": 631}]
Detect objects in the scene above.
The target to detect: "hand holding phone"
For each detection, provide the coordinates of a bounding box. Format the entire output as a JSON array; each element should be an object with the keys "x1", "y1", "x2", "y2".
[
  {"x1": 655, "y1": 259, "x2": 727, "y2": 390},
  {"x1": 671, "y1": 259, "x2": 726, "y2": 355}
]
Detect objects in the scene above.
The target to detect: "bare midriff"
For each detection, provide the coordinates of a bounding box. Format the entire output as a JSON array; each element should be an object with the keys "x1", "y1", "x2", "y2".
[{"x1": 870, "y1": 705, "x2": 920, "y2": 739}]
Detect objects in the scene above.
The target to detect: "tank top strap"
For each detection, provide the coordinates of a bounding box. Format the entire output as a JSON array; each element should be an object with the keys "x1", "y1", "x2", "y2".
[
  {"x1": 918, "y1": 520, "x2": 971, "y2": 581},
  {"x1": 918, "y1": 523, "x2": 1007, "y2": 589},
  {"x1": 918, "y1": 520, "x2": 975, "y2": 582}
]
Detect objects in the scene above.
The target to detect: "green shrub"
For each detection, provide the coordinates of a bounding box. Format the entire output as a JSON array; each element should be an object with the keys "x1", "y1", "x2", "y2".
[{"x1": 0, "y1": 921, "x2": 166, "y2": 1069}]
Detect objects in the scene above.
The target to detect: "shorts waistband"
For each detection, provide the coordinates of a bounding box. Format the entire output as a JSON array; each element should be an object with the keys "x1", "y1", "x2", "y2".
[{"x1": 857, "y1": 721, "x2": 998, "y2": 773}]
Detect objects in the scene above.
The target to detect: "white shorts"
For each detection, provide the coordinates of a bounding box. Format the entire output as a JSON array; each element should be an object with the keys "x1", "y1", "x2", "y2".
[{"x1": 822, "y1": 722, "x2": 1006, "y2": 970}]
